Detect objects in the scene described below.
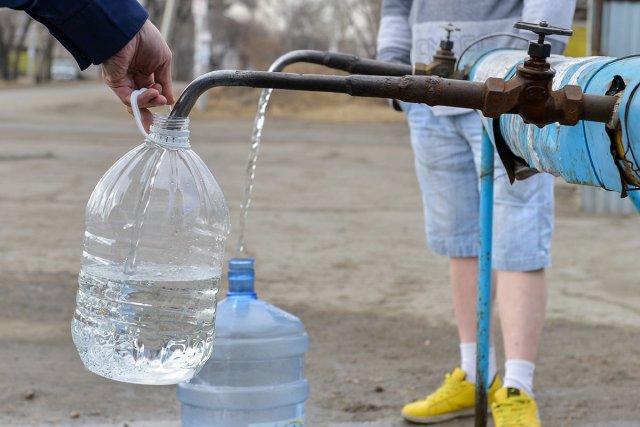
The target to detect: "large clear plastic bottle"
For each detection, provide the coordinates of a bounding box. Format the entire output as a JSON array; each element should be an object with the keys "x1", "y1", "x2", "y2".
[
  {"x1": 177, "y1": 258, "x2": 309, "y2": 427},
  {"x1": 71, "y1": 114, "x2": 230, "y2": 385}
]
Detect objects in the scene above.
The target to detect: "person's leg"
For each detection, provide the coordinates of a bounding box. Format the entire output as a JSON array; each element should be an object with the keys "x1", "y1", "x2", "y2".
[
  {"x1": 406, "y1": 105, "x2": 484, "y2": 371},
  {"x1": 460, "y1": 113, "x2": 554, "y2": 427},
  {"x1": 400, "y1": 107, "x2": 500, "y2": 424},
  {"x1": 497, "y1": 269, "x2": 547, "y2": 395},
  {"x1": 441, "y1": 114, "x2": 503, "y2": 384},
  {"x1": 451, "y1": 257, "x2": 497, "y2": 383},
  {"x1": 490, "y1": 168, "x2": 553, "y2": 398},
  {"x1": 450, "y1": 257, "x2": 478, "y2": 343},
  {"x1": 490, "y1": 172, "x2": 552, "y2": 427}
]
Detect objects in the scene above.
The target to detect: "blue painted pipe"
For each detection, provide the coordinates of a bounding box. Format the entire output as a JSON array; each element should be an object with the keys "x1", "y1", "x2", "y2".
[
  {"x1": 465, "y1": 50, "x2": 640, "y2": 195},
  {"x1": 475, "y1": 128, "x2": 495, "y2": 426},
  {"x1": 628, "y1": 191, "x2": 640, "y2": 212}
]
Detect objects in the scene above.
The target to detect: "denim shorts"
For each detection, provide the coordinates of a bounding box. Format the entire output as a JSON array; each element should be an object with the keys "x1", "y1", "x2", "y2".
[{"x1": 403, "y1": 103, "x2": 554, "y2": 272}]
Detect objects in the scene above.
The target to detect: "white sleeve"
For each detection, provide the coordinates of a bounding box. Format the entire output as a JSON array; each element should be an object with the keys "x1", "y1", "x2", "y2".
[{"x1": 521, "y1": 0, "x2": 576, "y2": 54}]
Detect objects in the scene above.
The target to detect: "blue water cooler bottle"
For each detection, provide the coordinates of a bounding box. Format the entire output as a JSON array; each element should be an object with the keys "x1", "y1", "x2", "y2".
[{"x1": 178, "y1": 258, "x2": 309, "y2": 426}]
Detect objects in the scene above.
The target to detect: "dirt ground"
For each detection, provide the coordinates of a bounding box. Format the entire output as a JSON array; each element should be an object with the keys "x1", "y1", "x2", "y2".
[{"x1": 1, "y1": 82, "x2": 640, "y2": 427}]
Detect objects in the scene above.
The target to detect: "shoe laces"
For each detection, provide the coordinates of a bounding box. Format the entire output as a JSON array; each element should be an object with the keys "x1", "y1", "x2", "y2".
[
  {"x1": 492, "y1": 395, "x2": 530, "y2": 426},
  {"x1": 425, "y1": 372, "x2": 464, "y2": 402}
]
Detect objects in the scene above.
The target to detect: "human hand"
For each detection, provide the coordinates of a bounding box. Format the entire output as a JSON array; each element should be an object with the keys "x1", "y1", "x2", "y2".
[{"x1": 102, "y1": 20, "x2": 174, "y2": 131}]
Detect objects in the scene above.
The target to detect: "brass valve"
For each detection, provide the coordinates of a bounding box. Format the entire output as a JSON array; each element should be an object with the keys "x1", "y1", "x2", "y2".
[
  {"x1": 514, "y1": 20, "x2": 573, "y2": 61},
  {"x1": 482, "y1": 21, "x2": 582, "y2": 127},
  {"x1": 413, "y1": 23, "x2": 467, "y2": 79}
]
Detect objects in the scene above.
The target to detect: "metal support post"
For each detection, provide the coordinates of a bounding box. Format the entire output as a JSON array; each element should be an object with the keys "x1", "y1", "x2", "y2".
[
  {"x1": 474, "y1": 129, "x2": 495, "y2": 427},
  {"x1": 628, "y1": 191, "x2": 640, "y2": 213}
]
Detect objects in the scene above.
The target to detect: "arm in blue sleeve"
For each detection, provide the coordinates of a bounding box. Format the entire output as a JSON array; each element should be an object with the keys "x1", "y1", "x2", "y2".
[
  {"x1": 376, "y1": 0, "x2": 413, "y2": 65},
  {"x1": 1, "y1": 0, "x2": 148, "y2": 70}
]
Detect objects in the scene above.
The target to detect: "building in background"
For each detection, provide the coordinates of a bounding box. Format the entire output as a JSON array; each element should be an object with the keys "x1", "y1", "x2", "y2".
[{"x1": 596, "y1": 0, "x2": 640, "y2": 57}]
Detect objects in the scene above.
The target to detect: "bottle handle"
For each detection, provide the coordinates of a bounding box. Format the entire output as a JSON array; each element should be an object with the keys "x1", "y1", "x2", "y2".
[{"x1": 130, "y1": 88, "x2": 152, "y2": 142}]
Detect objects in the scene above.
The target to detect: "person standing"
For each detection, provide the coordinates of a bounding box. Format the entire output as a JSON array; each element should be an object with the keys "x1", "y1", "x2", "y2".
[{"x1": 376, "y1": 1, "x2": 575, "y2": 426}]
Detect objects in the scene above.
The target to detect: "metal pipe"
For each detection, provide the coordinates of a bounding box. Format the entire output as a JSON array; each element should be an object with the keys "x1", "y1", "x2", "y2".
[
  {"x1": 465, "y1": 50, "x2": 640, "y2": 193},
  {"x1": 474, "y1": 129, "x2": 495, "y2": 427},
  {"x1": 629, "y1": 191, "x2": 640, "y2": 212},
  {"x1": 582, "y1": 93, "x2": 618, "y2": 123},
  {"x1": 267, "y1": 49, "x2": 413, "y2": 75},
  {"x1": 170, "y1": 70, "x2": 488, "y2": 118},
  {"x1": 171, "y1": 67, "x2": 615, "y2": 125}
]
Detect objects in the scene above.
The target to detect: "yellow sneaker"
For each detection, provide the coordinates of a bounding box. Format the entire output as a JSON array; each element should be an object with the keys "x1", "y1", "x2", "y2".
[
  {"x1": 491, "y1": 387, "x2": 541, "y2": 427},
  {"x1": 401, "y1": 367, "x2": 502, "y2": 424}
]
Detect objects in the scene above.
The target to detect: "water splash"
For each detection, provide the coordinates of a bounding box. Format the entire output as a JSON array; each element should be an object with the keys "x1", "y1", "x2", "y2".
[{"x1": 236, "y1": 88, "x2": 274, "y2": 254}]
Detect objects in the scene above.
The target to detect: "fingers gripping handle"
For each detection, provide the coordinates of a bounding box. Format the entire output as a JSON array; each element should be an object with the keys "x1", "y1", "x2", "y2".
[{"x1": 130, "y1": 88, "x2": 189, "y2": 149}]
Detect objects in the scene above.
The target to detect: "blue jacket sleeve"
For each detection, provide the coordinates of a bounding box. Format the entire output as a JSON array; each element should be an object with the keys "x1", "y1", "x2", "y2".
[{"x1": 1, "y1": 0, "x2": 148, "y2": 70}]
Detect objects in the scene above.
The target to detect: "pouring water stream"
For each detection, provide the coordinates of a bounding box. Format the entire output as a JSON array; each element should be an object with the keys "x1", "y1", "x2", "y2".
[{"x1": 235, "y1": 88, "x2": 273, "y2": 254}]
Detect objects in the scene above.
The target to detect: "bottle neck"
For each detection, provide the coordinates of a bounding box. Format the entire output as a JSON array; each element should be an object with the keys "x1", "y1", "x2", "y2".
[
  {"x1": 227, "y1": 290, "x2": 257, "y2": 300},
  {"x1": 148, "y1": 114, "x2": 190, "y2": 149}
]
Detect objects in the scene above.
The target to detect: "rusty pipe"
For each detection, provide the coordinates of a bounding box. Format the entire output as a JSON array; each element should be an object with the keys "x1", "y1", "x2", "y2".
[
  {"x1": 267, "y1": 50, "x2": 619, "y2": 125},
  {"x1": 170, "y1": 70, "x2": 616, "y2": 125},
  {"x1": 267, "y1": 49, "x2": 413, "y2": 75},
  {"x1": 171, "y1": 71, "x2": 487, "y2": 118},
  {"x1": 495, "y1": 87, "x2": 618, "y2": 126},
  {"x1": 582, "y1": 93, "x2": 618, "y2": 124}
]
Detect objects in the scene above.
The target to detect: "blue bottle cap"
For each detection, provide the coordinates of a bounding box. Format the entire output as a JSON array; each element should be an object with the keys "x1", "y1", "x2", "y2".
[
  {"x1": 228, "y1": 258, "x2": 256, "y2": 294},
  {"x1": 228, "y1": 258, "x2": 254, "y2": 270}
]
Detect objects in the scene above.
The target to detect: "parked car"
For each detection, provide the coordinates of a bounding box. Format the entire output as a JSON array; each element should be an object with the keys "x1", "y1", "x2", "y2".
[{"x1": 51, "y1": 58, "x2": 80, "y2": 80}]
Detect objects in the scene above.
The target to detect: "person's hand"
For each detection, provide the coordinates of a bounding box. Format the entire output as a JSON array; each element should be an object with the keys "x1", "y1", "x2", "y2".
[{"x1": 102, "y1": 20, "x2": 174, "y2": 131}]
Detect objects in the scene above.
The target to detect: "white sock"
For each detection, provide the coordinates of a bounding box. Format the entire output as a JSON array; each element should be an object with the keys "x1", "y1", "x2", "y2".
[
  {"x1": 504, "y1": 359, "x2": 535, "y2": 396},
  {"x1": 460, "y1": 342, "x2": 496, "y2": 385}
]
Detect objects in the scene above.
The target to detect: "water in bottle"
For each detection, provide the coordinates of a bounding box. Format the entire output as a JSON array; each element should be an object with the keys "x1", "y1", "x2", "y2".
[
  {"x1": 178, "y1": 258, "x2": 309, "y2": 426},
  {"x1": 71, "y1": 114, "x2": 230, "y2": 385}
]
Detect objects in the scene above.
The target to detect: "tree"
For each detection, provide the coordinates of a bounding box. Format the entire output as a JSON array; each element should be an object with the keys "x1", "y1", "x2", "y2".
[
  {"x1": 251, "y1": 0, "x2": 381, "y2": 59},
  {"x1": 271, "y1": 0, "x2": 332, "y2": 53},
  {"x1": 0, "y1": 9, "x2": 57, "y2": 82},
  {"x1": 144, "y1": 0, "x2": 266, "y2": 77},
  {"x1": 0, "y1": 10, "x2": 20, "y2": 80},
  {"x1": 331, "y1": 0, "x2": 381, "y2": 58},
  {"x1": 10, "y1": 16, "x2": 32, "y2": 79}
]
